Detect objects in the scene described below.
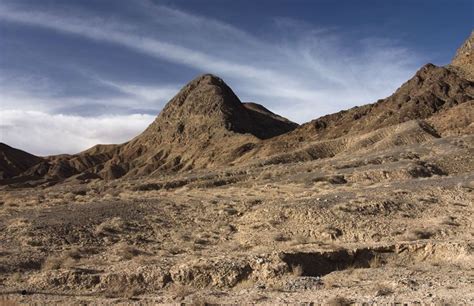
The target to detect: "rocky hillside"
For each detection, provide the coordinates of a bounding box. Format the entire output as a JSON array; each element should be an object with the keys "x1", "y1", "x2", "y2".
[
  {"x1": 244, "y1": 34, "x2": 473, "y2": 162},
  {"x1": 97, "y1": 74, "x2": 298, "y2": 178},
  {"x1": 451, "y1": 31, "x2": 473, "y2": 80},
  {"x1": 0, "y1": 75, "x2": 298, "y2": 184},
  {"x1": 0, "y1": 143, "x2": 43, "y2": 180},
  {"x1": 0, "y1": 33, "x2": 472, "y2": 186}
]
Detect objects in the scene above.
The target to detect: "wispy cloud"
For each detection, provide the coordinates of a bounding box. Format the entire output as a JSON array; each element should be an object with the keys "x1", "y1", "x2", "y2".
[
  {"x1": 0, "y1": 75, "x2": 178, "y2": 116},
  {"x1": 0, "y1": 1, "x2": 424, "y2": 154},
  {"x1": 0, "y1": 2, "x2": 421, "y2": 105},
  {"x1": 96, "y1": 79, "x2": 179, "y2": 104},
  {"x1": 0, "y1": 6, "x2": 270, "y2": 79}
]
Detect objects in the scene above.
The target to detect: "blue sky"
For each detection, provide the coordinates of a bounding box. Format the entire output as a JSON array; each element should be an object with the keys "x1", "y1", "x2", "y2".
[{"x1": 0, "y1": 0, "x2": 472, "y2": 155}]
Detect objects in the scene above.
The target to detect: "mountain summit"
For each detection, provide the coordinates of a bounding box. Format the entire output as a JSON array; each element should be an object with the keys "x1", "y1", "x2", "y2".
[
  {"x1": 135, "y1": 74, "x2": 297, "y2": 143},
  {"x1": 105, "y1": 74, "x2": 298, "y2": 177}
]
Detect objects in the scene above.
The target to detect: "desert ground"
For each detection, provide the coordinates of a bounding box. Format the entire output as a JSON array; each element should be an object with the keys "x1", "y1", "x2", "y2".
[
  {"x1": 1, "y1": 132, "x2": 473, "y2": 304},
  {"x1": 0, "y1": 32, "x2": 473, "y2": 305}
]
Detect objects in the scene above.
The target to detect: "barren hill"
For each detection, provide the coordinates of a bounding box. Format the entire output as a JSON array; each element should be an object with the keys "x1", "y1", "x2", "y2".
[
  {"x1": 0, "y1": 33, "x2": 473, "y2": 186},
  {"x1": 0, "y1": 75, "x2": 298, "y2": 184},
  {"x1": 243, "y1": 41, "x2": 473, "y2": 163},
  {"x1": 99, "y1": 74, "x2": 298, "y2": 178},
  {"x1": 0, "y1": 143, "x2": 43, "y2": 180}
]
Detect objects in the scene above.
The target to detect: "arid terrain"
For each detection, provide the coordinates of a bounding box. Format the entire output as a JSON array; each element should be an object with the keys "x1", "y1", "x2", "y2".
[{"x1": 0, "y1": 32, "x2": 473, "y2": 304}]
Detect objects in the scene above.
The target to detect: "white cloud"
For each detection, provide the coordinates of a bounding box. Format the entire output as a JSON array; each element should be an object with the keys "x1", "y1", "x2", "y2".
[
  {"x1": 95, "y1": 79, "x2": 179, "y2": 103},
  {"x1": 0, "y1": 71, "x2": 179, "y2": 115},
  {"x1": 0, "y1": 110, "x2": 154, "y2": 156},
  {"x1": 0, "y1": 7, "x2": 270, "y2": 80},
  {"x1": 0, "y1": 2, "x2": 425, "y2": 154},
  {"x1": 0, "y1": 3, "x2": 422, "y2": 119}
]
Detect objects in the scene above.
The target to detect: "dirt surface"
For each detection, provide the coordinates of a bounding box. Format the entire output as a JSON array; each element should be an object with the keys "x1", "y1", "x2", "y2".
[
  {"x1": 0, "y1": 133, "x2": 473, "y2": 304},
  {"x1": 0, "y1": 31, "x2": 473, "y2": 305}
]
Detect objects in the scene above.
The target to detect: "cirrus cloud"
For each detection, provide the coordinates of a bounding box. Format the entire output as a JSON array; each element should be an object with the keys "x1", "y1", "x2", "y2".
[{"x1": 0, "y1": 0, "x2": 425, "y2": 155}]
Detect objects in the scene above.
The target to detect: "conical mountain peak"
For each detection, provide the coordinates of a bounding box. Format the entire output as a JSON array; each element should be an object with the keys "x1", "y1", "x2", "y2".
[
  {"x1": 141, "y1": 74, "x2": 297, "y2": 141},
  {"x1": 157, "y1": 73, "x2": 242, "y2": 122},
  {"x1": 105, "y1": 74, "x2": 298, "y2": 177}
]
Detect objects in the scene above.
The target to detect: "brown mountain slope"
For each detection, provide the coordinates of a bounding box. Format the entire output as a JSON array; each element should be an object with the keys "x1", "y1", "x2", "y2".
[
  {"x1": 259, "y1": 31, "x2": 473, "y2": 154},
  {"x1": 0, "y1": 74, "x2": 297, "y2": 184},
  {"x1": 243, "y1": 102, "x2": 297, "y2": 128},
  {"x1": 288, "y1": 64, "x2": 471, "y2": 141},
  {"x1": 427, "y1": 100, "x2": 474, "y2": 136},
  {"x1": 94, "y1": 74, "x2": 298, "y2": 178},
  {"x1": 140, "y1": 74, "x2": 298, "y2": 140},
  {"x1": 1, "y1": 34, "x2": 472, "y2": 185},
  {"x1": 237, "y1": 119, "x2": 442, "y2": 167},
  {"x1": 0, "y1": 143, "x2": 43, "y2": 180},
  {"x1": 246, "y1": 62, "x2": 473, "y2": 162},
  {"x1": 451, "y1": 31, "x2": 473, "y2": 81}
]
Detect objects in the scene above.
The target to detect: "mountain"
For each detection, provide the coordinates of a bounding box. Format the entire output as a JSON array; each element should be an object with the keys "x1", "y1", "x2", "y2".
[
  {"x1": 0, "y1": 33, "x2": 472, "y2": 186},
  {"x1": 0, "y1": 143, "x2": 43, "y2": 180},
  {"x1": 243, "y1": 34, "x2": 473, "y2": 163},
  {"x1": 94, "y1": 74, "x2": 298, "y2": 178},
  {"x1": 0, "y1": 75, "x2": 298, "y2": 184},
  {"x1": 451, "y1": 31, "x2": 473, "y2": 80},
  {"x1": 138, "y1": 74, "x2": 298, "y2": 140}
]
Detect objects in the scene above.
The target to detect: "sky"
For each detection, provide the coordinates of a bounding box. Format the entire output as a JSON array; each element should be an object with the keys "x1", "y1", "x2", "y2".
[{"x1": 0, "y1": 0, "x2": 472, "y2": 156}]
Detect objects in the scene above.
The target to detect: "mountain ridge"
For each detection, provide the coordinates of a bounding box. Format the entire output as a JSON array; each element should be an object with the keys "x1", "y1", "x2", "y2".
[{"x1": 1, "y1": 32, "x2": 473, "y2": 186}]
